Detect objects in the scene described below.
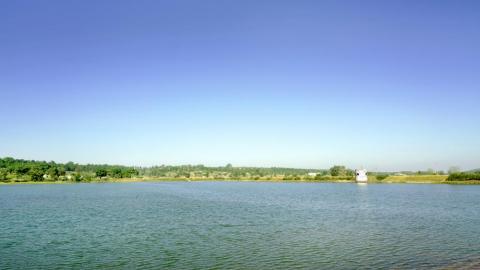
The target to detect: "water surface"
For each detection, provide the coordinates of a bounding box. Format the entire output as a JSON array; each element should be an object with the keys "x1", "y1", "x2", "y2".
[{"x1": 1, "y1": 182, "x2": 480, "y2": 269}]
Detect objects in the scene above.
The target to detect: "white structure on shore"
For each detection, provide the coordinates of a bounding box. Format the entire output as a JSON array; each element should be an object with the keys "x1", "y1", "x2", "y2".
[{"x1": 355, "y1": 169, "x2": 368, "y2": 183}]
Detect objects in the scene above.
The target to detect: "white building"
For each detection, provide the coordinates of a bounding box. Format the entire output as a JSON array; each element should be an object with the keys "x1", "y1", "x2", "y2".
[{"x1": 355, "y1": 169, "x2": 368, "y2": 183}]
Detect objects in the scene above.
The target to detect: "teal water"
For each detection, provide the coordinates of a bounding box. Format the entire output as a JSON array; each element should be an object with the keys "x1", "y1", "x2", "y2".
[{"x1": 1, "y1": 182, "x2": 480, "y2": 269}]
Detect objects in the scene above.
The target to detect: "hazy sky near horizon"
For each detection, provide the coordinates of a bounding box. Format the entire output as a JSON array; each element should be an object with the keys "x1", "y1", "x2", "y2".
[{"x1": 1, "y1": 0, "x2": 479, "y2": 171}]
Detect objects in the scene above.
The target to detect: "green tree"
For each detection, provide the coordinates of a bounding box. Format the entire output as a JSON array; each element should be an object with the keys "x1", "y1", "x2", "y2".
[
  {"x1": 58, "y1": 167, "x2": 66, "y2": 176},
  {"x1": 330, "y1": 165, "x2": 347, "y2": 176},
  {"x1": 73, "y1": 173, "x2": 82, "y2": 182},
  {"x1": 126, "y1": 168, "x2": 139, "y2": 178},
  {"x1": 0, "y1": 168, "x2": 8, "y2": 181},
  {"x1": 29, "y1": 168, "x2": 44, "y2": 182},
  {"x1": 47, "y1": 167, "x2": 59, "y2": 180},
  {"x1": 65, "y1": 162, "x2": 76, "y2": 172},
  {"x1": 14, "y1": 164, "x2": 29, "y2": 174},
  {"x1": 376, "y1": 174, "x2": 389, "y2": 181},
  {"x1": 96, "y1": 168, "x2": 108, "y2": 178},
  {"x1": 110, "y1": 168, "x2": 123, "y2": 178}
]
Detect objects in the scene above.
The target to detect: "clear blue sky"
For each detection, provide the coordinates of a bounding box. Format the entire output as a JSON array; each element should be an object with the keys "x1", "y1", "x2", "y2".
[{"x1": 1, "y1": 0, "x2": 479, "y2": 171}]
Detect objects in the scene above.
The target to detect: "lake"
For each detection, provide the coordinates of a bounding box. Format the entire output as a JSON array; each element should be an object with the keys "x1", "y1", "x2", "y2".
[{"x1": 1, "y1": 182, "x2": 480, "y2": 269}]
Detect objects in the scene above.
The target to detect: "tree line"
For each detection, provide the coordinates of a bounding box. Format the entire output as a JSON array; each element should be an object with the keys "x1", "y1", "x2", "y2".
[
  {"x1": 0, "y1": 157, "x2": 330, "y2": 182},
  {"x1": 3, "y1": 156, "x2": 471, "y2": 183},
  {"x1": 138, "y1": 163, "x2": 326, "y2": 179},
  {"x1": 446, "y1": 172, "x2": 480, "y2": 181},
  {"x1": 0, "y1": 157, "x2": 139, "y2": 182}
]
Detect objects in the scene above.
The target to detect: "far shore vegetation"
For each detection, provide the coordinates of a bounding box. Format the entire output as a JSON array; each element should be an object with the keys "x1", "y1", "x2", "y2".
[{"x1": 0, "y1": 157, "x2": 479, "y2": 185}]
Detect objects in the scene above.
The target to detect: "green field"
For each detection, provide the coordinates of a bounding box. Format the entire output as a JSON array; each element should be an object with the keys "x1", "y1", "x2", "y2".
[{"x1": 373, "y1": 175, "x2": 448, "y2": 183}]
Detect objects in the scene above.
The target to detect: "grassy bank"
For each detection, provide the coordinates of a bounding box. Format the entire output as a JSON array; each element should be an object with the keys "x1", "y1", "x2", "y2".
[{"x1": 372, "y1": 175, "x2": 448, "y2": 183}]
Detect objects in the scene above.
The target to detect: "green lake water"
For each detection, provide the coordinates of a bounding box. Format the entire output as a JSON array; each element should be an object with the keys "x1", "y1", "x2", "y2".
[{"x1": 1, "y1": 182, "x2": 480, "y2": 269}]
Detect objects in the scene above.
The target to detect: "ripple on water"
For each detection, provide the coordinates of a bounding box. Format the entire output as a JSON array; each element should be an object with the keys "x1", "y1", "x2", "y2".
[{"x1": 1, "y1": 182, "x2": 480, "y2": 269}]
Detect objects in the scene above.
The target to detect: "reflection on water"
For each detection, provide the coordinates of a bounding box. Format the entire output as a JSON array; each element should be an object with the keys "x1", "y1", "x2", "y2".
[{"x1": 1, "y1": 182, "x2": 480, "y2": 269}]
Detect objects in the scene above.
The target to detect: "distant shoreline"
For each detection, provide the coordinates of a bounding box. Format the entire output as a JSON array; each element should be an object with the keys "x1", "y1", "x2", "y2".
[
  {"x1": 3, "y1": 157, "x2": 479, "y2": 185},
  {"x1": 2, "y1": 177, "x2": 480, "y2": 185}
]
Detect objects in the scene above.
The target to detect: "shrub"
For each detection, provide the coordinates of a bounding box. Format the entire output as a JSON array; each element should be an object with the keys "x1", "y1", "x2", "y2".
[
  {"x1": 95, "y1": 168, "x2": 108, "y2": 178},
  {"x1": 29, "y1": 168, "x2": 44, "y2": 182},
  {"x1": 0, "y1": 168, "x2": 8, "y2": 181},
  {"x1": 376, "y1": 174, "x2": 389, "y2": 181},
  {"x1": 330, "y1": 165, "x2": 346, "y2": 176},
  {"x1": 446, "y1": 172, "x2": 480, "y2": 181},
  {"x1": 73, "y1": 173, "x2": 82, "y2": 182},
  {"x1": 314, "y1": 174, "x2": 331, "y2": 180}
]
